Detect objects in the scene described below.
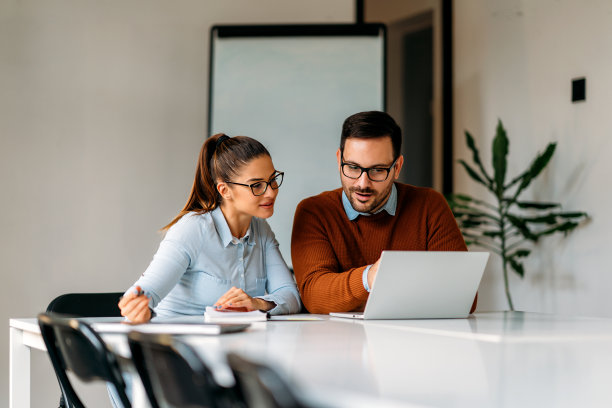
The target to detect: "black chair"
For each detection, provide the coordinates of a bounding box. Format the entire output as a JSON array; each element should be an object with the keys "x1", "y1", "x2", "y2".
[
  {"x1": 125, "y1": 331, "x2": 161, "y2": 408},
  {"x1": 47, "y1": 292, "x2": 123, "y2": 408},
  {"x1": 45, "y1": 291, "x2": 124, "y2": 407},
  {"x1": 226, "y1": 353, "x2": 306, "y2": 408},
  {"x1": 127, "y1": 331, "x2": 243, "y2": 408},
  {"x1": 46, "y1": 292, "x2": 124, "y2": 317},
  {"x1": 37, "y1": 312, "x2": 131, "y2": 408}
]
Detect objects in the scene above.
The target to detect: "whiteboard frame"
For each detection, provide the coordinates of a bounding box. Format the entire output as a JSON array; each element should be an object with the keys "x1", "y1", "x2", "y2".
[{"x1": 208, "y1": 23, "x2": 387, "y2": 135}]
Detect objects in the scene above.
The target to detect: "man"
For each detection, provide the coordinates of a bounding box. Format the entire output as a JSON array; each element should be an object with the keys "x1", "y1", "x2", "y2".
[{"x1": 291, "y1": 111, "x2": 473, "y2": 314}]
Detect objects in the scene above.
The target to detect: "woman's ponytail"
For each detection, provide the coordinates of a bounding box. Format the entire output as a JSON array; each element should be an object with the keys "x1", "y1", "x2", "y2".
[{"x1": 162, "y1": 133, "x2": 269, "y2": 231}]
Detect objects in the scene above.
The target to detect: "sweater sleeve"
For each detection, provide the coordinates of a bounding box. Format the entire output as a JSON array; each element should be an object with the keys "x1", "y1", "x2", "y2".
[{"x1": 291, "y1": 198, "x2": 369, "y2": 314}]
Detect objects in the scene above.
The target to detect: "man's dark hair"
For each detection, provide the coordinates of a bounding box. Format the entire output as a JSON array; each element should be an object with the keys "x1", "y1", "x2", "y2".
[{"x1": 340, "y1": 111, "x2": 402, "y2": 159}]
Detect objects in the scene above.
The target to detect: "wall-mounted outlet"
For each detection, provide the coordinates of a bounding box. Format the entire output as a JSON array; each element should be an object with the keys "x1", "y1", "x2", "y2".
[{"x1": 572, "y1": 77, "x2": 586, "y2": 102}]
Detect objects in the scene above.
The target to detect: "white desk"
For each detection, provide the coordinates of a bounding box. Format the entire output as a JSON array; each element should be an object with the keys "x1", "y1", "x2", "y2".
[{"x1": 10, "y1": 312, "x2": 612, "y2": 408}]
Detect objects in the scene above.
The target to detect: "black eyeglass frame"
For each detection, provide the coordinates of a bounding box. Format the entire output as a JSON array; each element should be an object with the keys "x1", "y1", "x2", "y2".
[
  {"x1": 225, "y1": 172, "x2": 284, "y2": 196},
  {"x1": 340, "y1": 156, "x2": 399, "y2": 182}
]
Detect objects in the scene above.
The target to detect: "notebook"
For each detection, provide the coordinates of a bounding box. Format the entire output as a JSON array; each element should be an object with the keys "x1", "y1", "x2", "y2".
[
  {"x1": 329, "y1": 251, "x2": 489, "y2": 320},
  {"x1": 204, "y1": 306, "x2": 268, "y2": 323}
]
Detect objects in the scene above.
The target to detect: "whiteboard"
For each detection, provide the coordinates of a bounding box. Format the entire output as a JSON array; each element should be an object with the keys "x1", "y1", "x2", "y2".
[{"x1": 209, "y1": 25, "x2": 385, "y2": 265}]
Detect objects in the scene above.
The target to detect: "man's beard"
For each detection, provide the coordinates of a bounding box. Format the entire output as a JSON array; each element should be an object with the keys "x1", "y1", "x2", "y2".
[{"x1": 346, "y1": 184, "x2": 392, "y2": 214}]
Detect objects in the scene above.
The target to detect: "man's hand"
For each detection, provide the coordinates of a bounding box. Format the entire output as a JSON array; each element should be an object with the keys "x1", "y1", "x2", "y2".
[
  {"x1": 367, "y1": 257, "x2": 382, "y2": 290},
  {"x1": 118, "y1": 286, "x2": 152, "y2": 324},
  {"x1": 214, "y1": 287, "x2": 275, "y2": 312}
]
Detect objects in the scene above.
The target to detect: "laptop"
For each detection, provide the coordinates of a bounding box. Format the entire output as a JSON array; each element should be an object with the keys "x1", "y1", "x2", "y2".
[{"x1": 329, "y1": 251, "x2": 489, "y2": 320}]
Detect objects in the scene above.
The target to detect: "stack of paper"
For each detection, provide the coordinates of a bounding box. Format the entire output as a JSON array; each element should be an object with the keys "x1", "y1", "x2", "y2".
[{"x1": 204, "y1": 306, "x2": 268, "y2": 323}]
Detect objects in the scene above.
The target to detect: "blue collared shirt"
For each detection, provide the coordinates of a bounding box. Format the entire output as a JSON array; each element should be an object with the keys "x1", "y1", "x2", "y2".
[
  {"x1": 127, "y1": 207, "x2": 301, "y2": 316},
  {"x1": 341, "y1": 184, "x2": 398, "y2": 292}
]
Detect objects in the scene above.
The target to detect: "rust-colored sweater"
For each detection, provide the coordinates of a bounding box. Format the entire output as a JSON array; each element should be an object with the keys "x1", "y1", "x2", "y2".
[{"x1": 291, "y1": 183, "x2": 471, "y2": 314}]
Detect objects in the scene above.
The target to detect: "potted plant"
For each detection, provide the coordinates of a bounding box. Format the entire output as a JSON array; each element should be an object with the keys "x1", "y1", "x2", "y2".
[{"x1": 447, "y1": 120, "x2": 588, "y2": 310}]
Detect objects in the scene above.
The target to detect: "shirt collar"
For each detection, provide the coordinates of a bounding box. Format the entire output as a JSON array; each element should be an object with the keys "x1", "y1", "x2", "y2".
[
  {"x1": 210, "y1": 206, "x2": 256, "y2": 247},
  {"x1": 342, "y1": 183, "x2": 397, "y2": 221}
]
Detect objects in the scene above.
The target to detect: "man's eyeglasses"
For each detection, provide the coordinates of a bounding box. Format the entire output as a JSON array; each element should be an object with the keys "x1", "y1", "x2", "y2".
[
  {"x1": 340, "y1": 157, "x2": 398, "y2": 182},
  {"x1": 225, "y1": 172, "x2": 284, "y2": 196}
]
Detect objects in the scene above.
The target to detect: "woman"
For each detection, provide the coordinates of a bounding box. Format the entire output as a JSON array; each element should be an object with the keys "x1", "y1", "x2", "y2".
[{"x1": 118, "y1": 133, "x2": 301, "y2": 322}]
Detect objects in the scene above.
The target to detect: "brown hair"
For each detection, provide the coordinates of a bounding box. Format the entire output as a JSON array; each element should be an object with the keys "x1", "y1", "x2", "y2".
[
  {"x1": 162, "y1": 133, "x2": 270, "y2": 231},
  {"x1": 340, "y1": 111, "x2": 402, "y2": 159}
]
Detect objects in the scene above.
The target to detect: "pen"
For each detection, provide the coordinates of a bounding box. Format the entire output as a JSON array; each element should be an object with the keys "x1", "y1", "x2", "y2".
[{"x1": 119, "y1": 287, "x2": 146, "y2": 301}]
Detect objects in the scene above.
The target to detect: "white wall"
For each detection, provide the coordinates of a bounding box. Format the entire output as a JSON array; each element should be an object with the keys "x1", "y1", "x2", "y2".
[
  {"x1": 454, "y1": 0, "x2": 612, "y2": 315},
  {"x1": 0, "y1": 1, "x2": 354, "y2": 406}
]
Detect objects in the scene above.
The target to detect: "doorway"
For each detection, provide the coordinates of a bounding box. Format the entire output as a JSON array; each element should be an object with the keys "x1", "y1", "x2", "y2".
[{"x1": 386, "y1": 12, "x2": 435, "y2": 188}]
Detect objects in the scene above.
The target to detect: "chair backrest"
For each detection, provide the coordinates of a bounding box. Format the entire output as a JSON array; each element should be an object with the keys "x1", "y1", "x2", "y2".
[
  {"x1": 226, "y1": 353, "x2": 304, "y2": 408},
  {"x1": 125, "y1": 332, "x2": 161, "y2": 408},
  {"x1": 45, "y1": 292, "x2": 124, "y2": 408},
  {"x1": 37, "y1": 313, "x2": 131, "y2": 408},
  {"x1": 46, "y1": 292, "x2": 123, "y2": 317},
  {"x1": 127, "y1": 331, "x2": 242, "y2": 408}
]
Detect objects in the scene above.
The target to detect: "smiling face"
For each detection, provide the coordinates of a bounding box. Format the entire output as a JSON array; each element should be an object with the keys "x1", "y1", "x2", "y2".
[
  {"x1": 337, "y1": 136, "x2": 403, "y2": 214},
  {"x1": 217, "y1": 155, "x2": 280, "y2": 219}
]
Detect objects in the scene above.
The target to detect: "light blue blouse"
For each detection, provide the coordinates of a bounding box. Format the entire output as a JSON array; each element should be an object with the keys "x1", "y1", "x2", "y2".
[{"x1": 127, "y1": 207, "x2": 301, "y2": 316}]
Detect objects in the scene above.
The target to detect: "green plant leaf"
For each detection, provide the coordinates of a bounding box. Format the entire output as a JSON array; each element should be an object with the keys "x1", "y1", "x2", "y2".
[
  {"x1": 460, "y1": 231, "x2": 483, "y2": 239},
  {"x1": 454, "y1": 212, "x2": 488, "y2": 221},
  {"x1": 513, "y1": 143, "x2": 557, "y2": 199},
  {"x1": 458, "y1": 160, "x2": 490, "y2": 188},
  {"x1": 454, "y1": 122, "x2": 590, "y2": 295},
  {"x1": 449, "y1": 195, "x2": 499, "y2": 214},
  {"x1": 558, "y1": 211, "x2": 588, "y2": 219},
  {"x1": 447, "y1": 193, "x2": 473, "y2": 203},
  {"x1": 534, "y1": 221, "x2": 580, "y2": 238},
  {"x1": 445, "y1": 194, "x2": 469, "y2": 211},
  {"x1": 453, "y1": 212, "x2": 499, "y2": 225},
  {"x1": 460, "y1": 236, "x2": 501, "y2": 255},
  {"x1": 448, "y1": 201, "x2": 475, "y2": 212},
  {"x1": 508, "y1": 258, "x2": 525, "y2": 278},
  {"x1": 506, "y1": 214, "x2": 539, "y2": 241},
  {"x1": 514, "y1": 201, "x2": 561, "y2": 210},
  {"x1": 521, "y1": 211, "x2": 589, "y2": 225},
  {"x1": 505, "y1": 169, "x2": 529, "y2": 190},
  {"x1": 465, "y1": 131, "x2": 493, "y2": 184},
  {"x1": 509, "y1": 249, "x2": 531, "y2": 258},
  {"x1": 461, "y1": 220, "x2": 487, "y2": 228},
  {"x1": 492, "y1": 120, "x2": 509, "y2": 197},
  {"x1": 521, "y1": 214, "x2": 558, "y2": 224}
]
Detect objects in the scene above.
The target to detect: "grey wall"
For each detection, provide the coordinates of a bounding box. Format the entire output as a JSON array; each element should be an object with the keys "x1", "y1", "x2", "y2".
[{"x1": 0, "y1": 1, "x2": 353, "y2": 406}]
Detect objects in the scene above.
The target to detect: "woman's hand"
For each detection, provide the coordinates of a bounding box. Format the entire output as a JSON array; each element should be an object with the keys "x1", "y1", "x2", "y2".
[
  {"x1": 118, "y1": 286, "x2": 152, "y2": 323},
  {"x1": 214, "y1": 287, "x2": 275, "y2": 312}
]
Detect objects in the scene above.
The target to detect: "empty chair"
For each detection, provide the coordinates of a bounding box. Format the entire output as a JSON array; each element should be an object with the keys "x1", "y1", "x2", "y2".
[
  {"x1": 45, "y1": 291, "x2": 124, "y2": 407},
  {"x1": 37, "y1": 312, "x2": 131, "y2": 408},
  {"x1": 226, "y1": 353, "x2": 306, "y2": 408},
  {"x1": 46, "y1": 292, "x2": 124, "y2": 317},
  {"x1": 127, "y1": 331, "x2": 243, "y2": 408},
  {"x1": 125, "y1": 332, "x2": 161, "y2": 408}
]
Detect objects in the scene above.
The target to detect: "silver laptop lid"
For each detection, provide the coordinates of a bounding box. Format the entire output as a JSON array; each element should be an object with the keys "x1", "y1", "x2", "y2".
[{"x1": 362, "y1": 251, "x2": 489, "y2": 319}]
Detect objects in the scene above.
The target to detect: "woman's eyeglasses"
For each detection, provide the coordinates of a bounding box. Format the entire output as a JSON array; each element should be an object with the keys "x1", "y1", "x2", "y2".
[{"x1": 225, "y1": 172, "x2": 284, "y2": 196}]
